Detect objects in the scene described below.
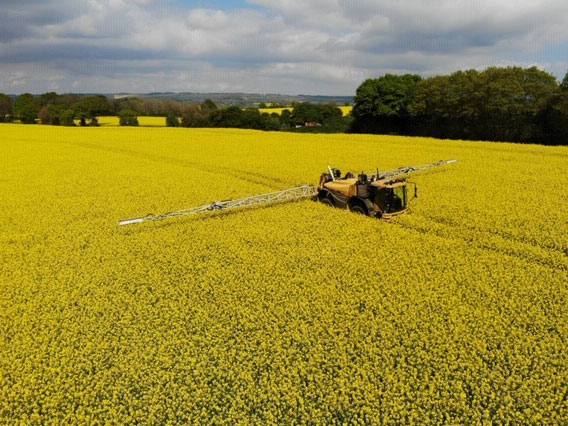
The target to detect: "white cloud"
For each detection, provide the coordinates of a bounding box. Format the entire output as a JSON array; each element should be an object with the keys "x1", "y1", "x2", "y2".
[{"x1": 0, "y1": 0, "x2": 567, "y2": 94}]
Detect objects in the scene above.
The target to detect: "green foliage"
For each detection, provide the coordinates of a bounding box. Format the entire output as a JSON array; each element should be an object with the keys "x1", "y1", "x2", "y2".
[
  {"x1": 71, "y1": 96, "x2": 111, "y2": 126},
  {"x1": 60, "y1": 109, "x2": 76, "y2": 126},
  {"x1": 208, "y1": 106, "x2": 260, "y2": 129},
  {"x1": 408, "y1": 71, "x2": 481, "y2": 138},
  {"x1": 181, "y1": 107, "x2": 209, "y2": 127},
  {"x1": 263, "y1": 113, "x2": 281, "y2": 131},
  {"x1": 166, "y1": 114, "x2": 180, "y2": 127},
  {"x1": 0, "y1": 93, "x2": 13, "y2": 122},
  {"x1": 291, "y1": 103, "x2": 342, "y2": 125},
  {"x1": 354, "y1": 74, "x2": 422, "y2": 118},
  {"x1": 280, "y1": 109, "x2": 291, "y2": 129},
  {"x1": 201, "y1": 99, "x2": 218, "y2": 113},
  {"x1": 39, "y1": 92, "x2": 58, "y2": 106},
  {"x1": 292, "y1": 115, "x2": 353, "y2": 134},
  {"x1": 54, "y1": 94, "x2": 82, "y2": 108},
  {"x1": 352, "y1": 66, "x2": 561, "y2": 144},
  {"x1": 61, "y1": 112, "x2": 75, "y2": 127},
  {"x1": 46, "y1": 102, "x2": 97, "y2": 127},
  {"x1": 540, "y1": 91, "x2": 568, "y2": 145},
  {"x1": 14, "y1": 93, "x2": 41, "y2": 124},
  {"x1": 189, "y1": 106, "x2": 282, "y2": 131},
  {"x1": 408, "y1": 67, "x2": 558, "y2": 142},
  {"x1": 119, "y1": 110, "x2": 139, "y2": 126},
  {"x1": 351, "y1": 74, "x2": 422, "y2": 133},
  {"x1": 75, "y1": 95, "x2": 111, "y2": 119},
  {"x1": 287, "y1": 103, "x2": 349, "y2": 133},
  {"x1": 113, "y1": 97, "x2": 203, "y2": 117},
  {"x1": 46, "y1": 104, "x2": 68, "y2": 125},
  {"x1": 560, "y1": 71, "x2": 568, "y2": 92}
]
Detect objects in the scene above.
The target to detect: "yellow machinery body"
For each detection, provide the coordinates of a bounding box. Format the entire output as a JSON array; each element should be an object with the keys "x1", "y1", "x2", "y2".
[{"x1": 317, "y1": 171, "x2": 413, "y2": 218}]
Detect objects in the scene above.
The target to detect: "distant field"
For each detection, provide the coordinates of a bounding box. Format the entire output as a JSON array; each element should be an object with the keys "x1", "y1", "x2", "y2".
[
  {"x1": 260, "y1": 105, "x2": 353, "y2": 116},
  {"x1": 1, "y1": 123, "x2": 567, "y2": 423},
  {"x1": 95, "y1": 116, "x2": 166, "y2": 127}
]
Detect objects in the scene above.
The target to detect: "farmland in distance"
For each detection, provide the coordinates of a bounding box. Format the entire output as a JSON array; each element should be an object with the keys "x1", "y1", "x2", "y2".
[
  {"x1": 260, "y1": 105, "x2": 353, "y2": 116},
  {"x1": 1, "y1": 123, "x2": 567, "y2": 423}
]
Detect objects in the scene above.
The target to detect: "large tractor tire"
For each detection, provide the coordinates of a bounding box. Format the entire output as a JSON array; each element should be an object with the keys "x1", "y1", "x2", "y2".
[
  {"x1": 350, "y1": 205, "x2": 367, "y2": 215},
  {"x1": 320, "y1": 197, "x2": 334, "y2": 207}
]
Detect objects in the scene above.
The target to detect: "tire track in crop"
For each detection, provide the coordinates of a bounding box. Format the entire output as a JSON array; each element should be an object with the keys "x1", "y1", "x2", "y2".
[
  {"x1": 395, "y1": 215, "x2": 568, "y2": 272},
  {"x1": 56, "y1": 140, "x2": 291, "y2": 190},
  {"x1": 421, "y1": 214, "x2": 568, "y2": 255}
]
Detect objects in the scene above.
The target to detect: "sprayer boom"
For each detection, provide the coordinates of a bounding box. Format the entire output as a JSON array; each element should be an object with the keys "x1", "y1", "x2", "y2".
[
  {"x1": 375, "y1": 159, "x2": 457, "y2": 180},
  {"x1": 118, "y1": 184, "x2": 316, "y2": 226}
]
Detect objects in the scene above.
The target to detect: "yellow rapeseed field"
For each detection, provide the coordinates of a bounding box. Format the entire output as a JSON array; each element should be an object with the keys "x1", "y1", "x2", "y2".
[
  {"x1": 1, "y1": 123, "x2": 567, "y2": 423},
  {"x1": 96, "y1": 116, "x2": 166, "y2": 127}
]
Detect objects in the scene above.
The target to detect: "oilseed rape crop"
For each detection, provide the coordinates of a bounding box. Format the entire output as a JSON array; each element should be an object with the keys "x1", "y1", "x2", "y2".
[
  {"x1": 1, "y1": 123, "x2": 567, "y2": 423},
  {"x1": 95, "y1": 116, "x2": 166, "y2": 127}
]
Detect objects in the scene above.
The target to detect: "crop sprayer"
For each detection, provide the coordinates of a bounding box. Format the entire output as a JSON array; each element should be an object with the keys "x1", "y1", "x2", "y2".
[{"x1": 118, "y1": 159, "x2": 457, "y2": 226}]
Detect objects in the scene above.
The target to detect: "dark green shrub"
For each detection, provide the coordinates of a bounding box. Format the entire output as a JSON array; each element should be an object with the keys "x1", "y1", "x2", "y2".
[
  {"x1": 166, "y1": 114, "x2": 180, "y2": 127},
  {"x1": 119, "y1": 110, "x2": 139, "y2": 126}
]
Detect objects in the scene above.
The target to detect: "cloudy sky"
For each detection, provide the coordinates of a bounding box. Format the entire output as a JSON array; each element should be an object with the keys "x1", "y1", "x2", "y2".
[{"x1": 1, "y1": 0, "x2": 567, "y2": 95}]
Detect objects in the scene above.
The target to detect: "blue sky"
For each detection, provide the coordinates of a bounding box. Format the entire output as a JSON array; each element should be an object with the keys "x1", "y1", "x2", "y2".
[{"x1": 0, "y1": 0, "x2": 566, "y2": 95}]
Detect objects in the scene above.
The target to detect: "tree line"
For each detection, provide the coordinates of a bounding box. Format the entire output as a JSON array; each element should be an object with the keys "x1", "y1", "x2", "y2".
[
  {"x1": 0, "y1": 92, "x2": 351, "y2": 131},
  {"x1": 0, "y1": 93, "x2": 217, "y2": 126},
  {"x1": 350, "y1": 66, "x2": 568, "y2": 145},
  {"x1": 168, "y1": 102, "x2": 350, "y2": 132}
]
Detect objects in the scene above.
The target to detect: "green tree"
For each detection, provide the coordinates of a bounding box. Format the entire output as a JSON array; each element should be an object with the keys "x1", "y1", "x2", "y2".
[
  {"x1": 14, "y1": 93, "x2": 41, "y2": 124},
  {"x1": 409, "y1": 66, "x2": 558, "y2": 142},
  {"x1": 80, "y1": 95, "x2": 111, "y2": 118},
  {"x1": 40, "y1": 92, "x2": 58, "y2": 106},
  {"x1": 55, "y1": 94, "x2": 81, "y2": 108},
  {"x1": 560, "y1": 71, "x2": 568, "y2": 92},
  {"x1": 73, "y1": 96, "x2": 111, "y2": 125},
  {"x1": 60, "y1": 109, "x2": 76, "y2": 126},
  {"x1": 47, "y1": 104, "x2": 68, "y2": 125},
  {"x1": 166, "y1": 114, "x2": 180, "y2": 127},
  {"x1": 181, "y1": 106, "x2": 208, "y2": 127},
  {"x1": 0, "y1": 93, "x2": 13, "y2": 122},
  {"x1": 119, "y1": 110, "x2": 139, "y2": 126},
  {"x1": 201, "y1": 99, "x2": 218, "y2": 113},
  {"x1": 409, "y1": 71, "x2": 482, "y2": 139},
  {"x1": 478, "y1": 67, "x2": 556, "y2": 141},
  {"x1": 291, "y1": 103, "x2": 342, "y2": 126},
  {"x1": 280, "y1": 109, "x2": 291, "y2": 129},
  {"x1": 261, "y1": 112, "x2": 280, "y2": 131},
  {"x1": 208, "y1": 106, "x2": 245, "y2": 128},
  {"x1": 73, "y1": 106, "x2": 88, "y2": 126},
  {"x1": 351, "y1": 74, "x2": 422, "y2": 133},
  {"x1": 205, "y1": 106, "x2": 273, "y2": 130},
  {"x1": 540, "y1": 89, "x2": 568, "y2": 145}
]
